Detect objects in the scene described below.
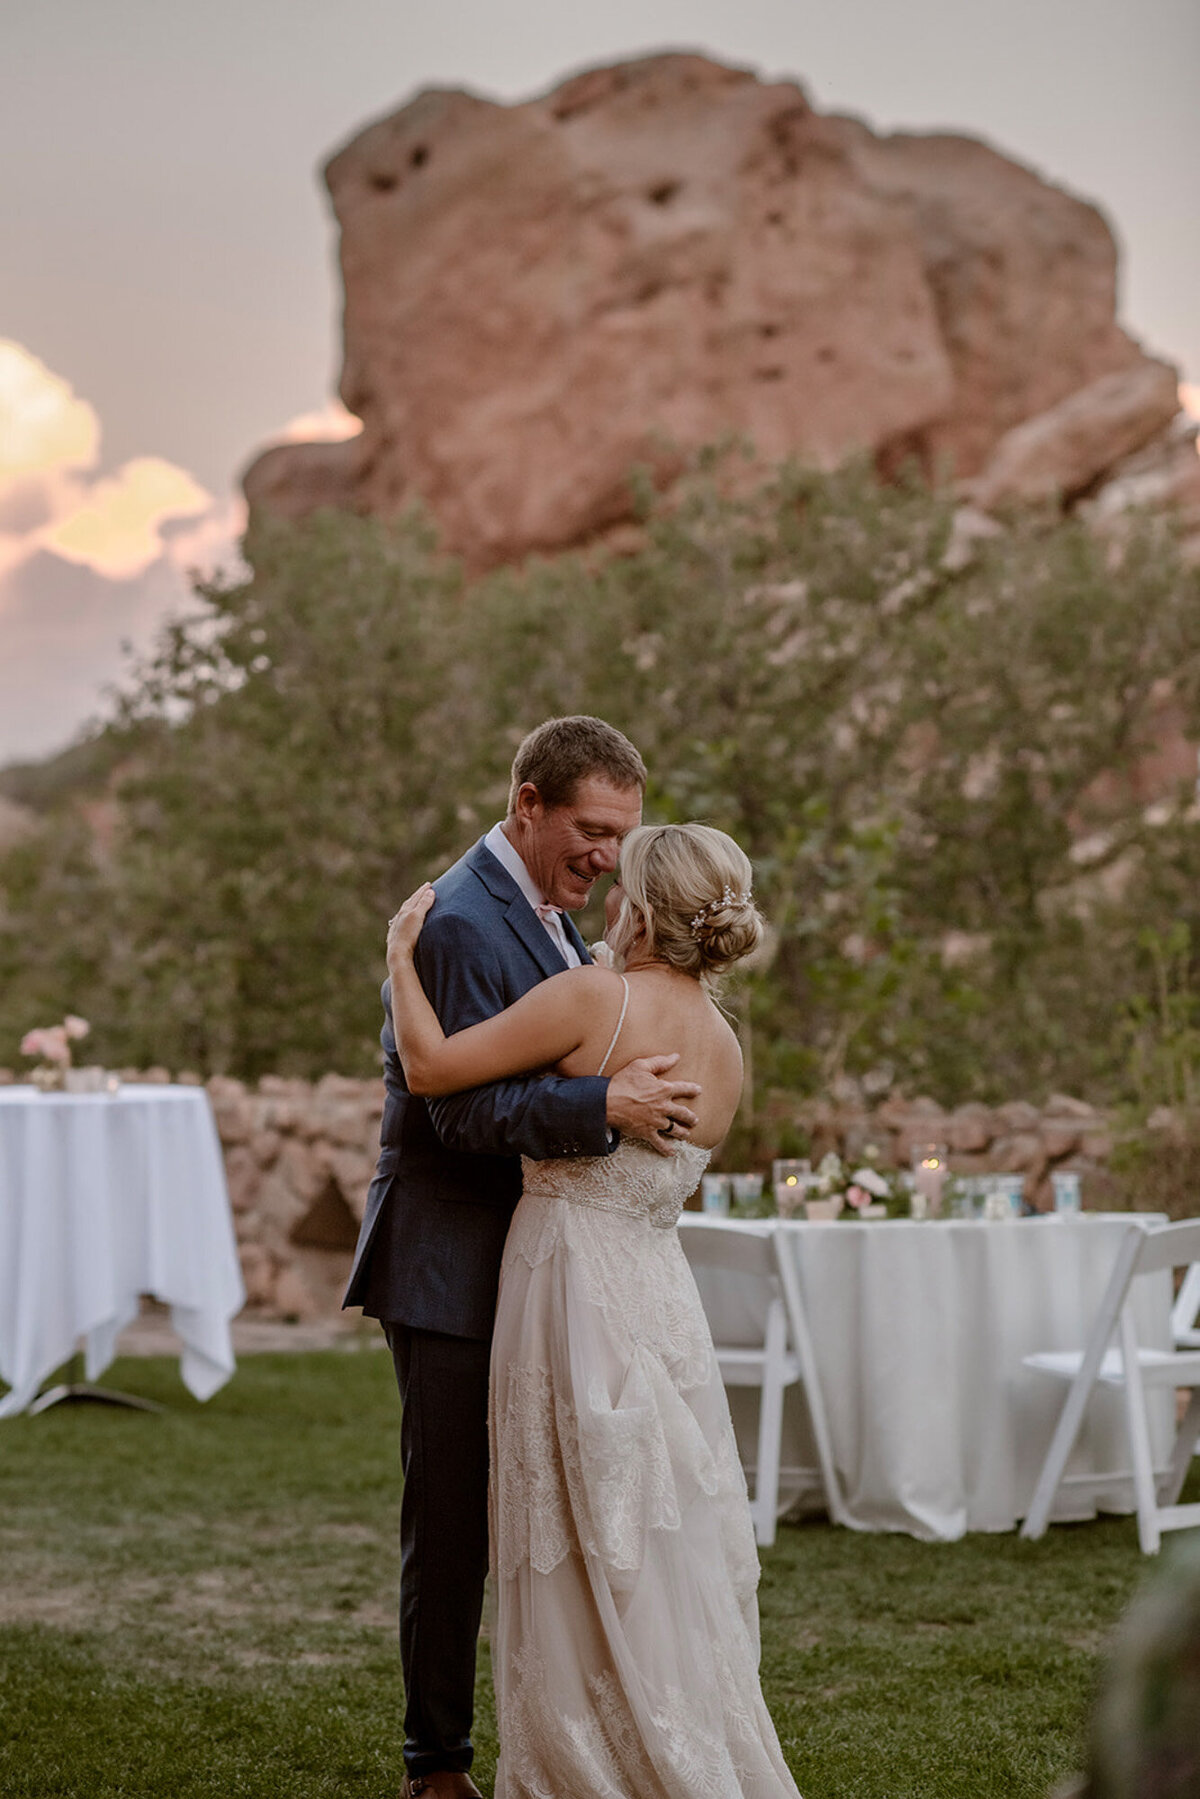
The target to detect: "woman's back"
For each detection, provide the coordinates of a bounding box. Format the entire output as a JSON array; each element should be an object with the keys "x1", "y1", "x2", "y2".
[{"x1": 555, "y1": 966, "x2": 743, "y2": 1150}]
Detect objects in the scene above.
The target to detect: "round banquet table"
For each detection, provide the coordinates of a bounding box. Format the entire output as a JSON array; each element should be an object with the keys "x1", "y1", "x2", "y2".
[
  {"x1": 678, "y1": 1212, "x2": 1174, "y2": 1541},
  {"x1": 0, "y1": 1084, "x2": 245, "y2": 1418}
]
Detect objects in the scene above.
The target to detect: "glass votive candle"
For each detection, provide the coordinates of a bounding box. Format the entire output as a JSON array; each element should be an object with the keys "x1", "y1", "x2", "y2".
[
  {"x1": 730, "y1": 1173, "x2": 765, "y2": 1217},
  {"x1": 912, "y1": 1142, "x2": 947, "y2": 1217},
  {"x1": 772, "y1": 1159, "x2": 810, "y2": 1219},
  {"x1": 981, "y1": 1174, "x2": 1023, "y2": 1220},
  {"x1": 999, "y1": 1173, "x2": 1025, "y2": 1217},
  {"x1": 700, "y1": 1173, "x2": 731, "y2": 1217},
  {"x1": 1051, "y1": 1170, "x2": 1081, "y2": 1215},
  {"x1": 950, "y1": 1176, "x2": 987, "y2": 1221}
]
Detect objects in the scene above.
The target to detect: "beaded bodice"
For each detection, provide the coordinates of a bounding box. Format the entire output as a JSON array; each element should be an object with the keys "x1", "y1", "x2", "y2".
[{"x1": 520, "y1": 1137, "x2": 710, "y2": 1231}]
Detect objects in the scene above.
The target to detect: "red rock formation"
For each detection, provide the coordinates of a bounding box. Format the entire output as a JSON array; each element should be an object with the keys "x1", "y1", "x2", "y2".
[
  {"x1": 244, "y1": 52, "x2": 1179, "y2": 566},
  {"x1": 969, "y1": 359, "x2": 1182, "y2": 510}
]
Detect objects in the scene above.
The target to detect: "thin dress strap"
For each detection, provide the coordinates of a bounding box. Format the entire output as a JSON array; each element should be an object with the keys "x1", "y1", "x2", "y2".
[{"x1": 596, "y1": 976, "x2": 630, "y2": 1076}]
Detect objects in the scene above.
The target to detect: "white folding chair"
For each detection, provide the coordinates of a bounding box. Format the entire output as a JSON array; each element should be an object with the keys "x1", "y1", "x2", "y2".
[
  {"x1": 1172, "y1": 1260, "x2": 1200, "y2": 1349},
  {"x1": 680, "y1": 1219, "x2": 846, "y2": 1546},
  {"x1": 1021, "y1": 1219, "x2": 1200, "y2": 1553}
]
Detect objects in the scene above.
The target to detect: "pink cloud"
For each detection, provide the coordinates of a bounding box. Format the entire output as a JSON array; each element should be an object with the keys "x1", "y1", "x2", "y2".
[
  {"x1": 0, "y1": 340, "x2": 99, "y2": 478},
  {"x1": 1181, "y1": 382, "x2": 1200, "y2": 455},
  {"x1": 262, "y1": 399, "x2": 362, "y2": 446},
  {"x1": 0, "y1": 549, "x2": 196, "y2": 761},
  {"x1": 43, "y1": 456, "x2": 212, "y2": 580},
  {"x1": 0, "y1": 344, "x2": 226, "y2": 587},
  {"x1": 0, "y1": 348, "x2": 358, "y2": 762},
  {"x1": 161, "y1": 492, "x2": 248, "y2": 581}
]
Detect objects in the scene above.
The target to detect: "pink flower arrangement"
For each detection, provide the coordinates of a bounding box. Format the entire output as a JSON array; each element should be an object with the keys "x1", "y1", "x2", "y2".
[{"x1": 20, "y1": 1015, "x2": 90, "y2": 1068}]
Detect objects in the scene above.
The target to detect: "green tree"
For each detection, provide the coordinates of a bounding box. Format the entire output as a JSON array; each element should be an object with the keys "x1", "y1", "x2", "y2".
[{"x1": 2, "y1": 459, "x2": 1199, "y2": 1107}]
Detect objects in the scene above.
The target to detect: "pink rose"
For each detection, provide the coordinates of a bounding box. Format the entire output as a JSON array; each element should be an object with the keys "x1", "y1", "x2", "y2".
[
  {"x1": 39, "y1": 1026, "x2": 71, "y2": 1065},
  {"x1": 22, "y1": 1025, "x2": 69, "y2": 1064},
  {"x1": 846, "y1": 1184, "x2": 870, "y2": 1210},
  {"x1": 21, "y1": 1017, "x2": 84, "y2": 1065}
]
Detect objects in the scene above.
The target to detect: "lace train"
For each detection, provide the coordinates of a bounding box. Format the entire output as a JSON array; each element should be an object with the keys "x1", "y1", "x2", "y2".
[{"x1": 490, "y1": 1138, "x2": 803, "y2": 1799}]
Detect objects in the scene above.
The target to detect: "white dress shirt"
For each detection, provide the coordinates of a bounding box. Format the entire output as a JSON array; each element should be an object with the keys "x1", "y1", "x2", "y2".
[{"x1": 483, "y1": 822, "x2": 582, "y2": 968}]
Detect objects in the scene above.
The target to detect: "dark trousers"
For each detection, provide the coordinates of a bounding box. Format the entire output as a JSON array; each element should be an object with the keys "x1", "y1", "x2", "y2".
[{"x1": 385, "y1": 1322, "x2": 492, "y2": 1780}]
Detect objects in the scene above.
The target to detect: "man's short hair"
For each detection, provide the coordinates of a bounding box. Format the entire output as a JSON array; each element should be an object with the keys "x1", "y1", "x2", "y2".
[{"x1": 507, "y1": 716, "x2": 647, "y2": 813}]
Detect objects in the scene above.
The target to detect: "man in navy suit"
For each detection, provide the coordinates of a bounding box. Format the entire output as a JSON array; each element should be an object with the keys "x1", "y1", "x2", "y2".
[{"x1": 345, "y1": 717, "x2": 701, "y2": 1799}]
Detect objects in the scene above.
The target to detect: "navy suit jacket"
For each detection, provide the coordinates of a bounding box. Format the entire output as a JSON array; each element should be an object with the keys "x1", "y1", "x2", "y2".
[{"x1": 343, "y1": 836, "x2": 615, "y2": 1339}]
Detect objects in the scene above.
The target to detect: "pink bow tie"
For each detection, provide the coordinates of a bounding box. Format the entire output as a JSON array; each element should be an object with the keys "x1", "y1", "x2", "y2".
[{"x1": 535, "y1": 901, "x2": 562, "y2": 923}]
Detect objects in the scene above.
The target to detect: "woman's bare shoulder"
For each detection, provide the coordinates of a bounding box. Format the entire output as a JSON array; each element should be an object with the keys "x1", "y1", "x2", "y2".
[
  {"x1": 545, "y1": 962, "x2": 626, "y2": 1004},
  {"x1": 558, "y1": 961, "x2": 625, "y2": 987},
  {"x1": 711, "y1": 1001, "x2": 745, "y2": 1069}
]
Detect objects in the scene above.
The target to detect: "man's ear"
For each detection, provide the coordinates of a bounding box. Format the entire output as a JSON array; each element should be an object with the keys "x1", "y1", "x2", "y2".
[{"x1": 512, "y1": 781, "x2": 543, "y2": 824}]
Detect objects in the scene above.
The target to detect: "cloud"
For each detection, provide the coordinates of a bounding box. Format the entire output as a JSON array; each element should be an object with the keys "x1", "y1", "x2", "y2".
[
  {"x1": 0, "y1": 549, "x2": 194, "y2": 763},
  {"x1": 0, "y1": 346, "x2": 358, "y2": 763},
  {"x1": 0, "y1": 472, "x2": 71, "y2": 537},
  {"x1": 161, "y1": 491, "x2": 248, "y2": 581},
  {"x1": 42, "y1": 456, "x2": 212, "y2": 580},
  {"x1": 0, "y1": 343, "x2": 225, "y2": 592},
  {"x1": 0, "y1": 340, "x2": 99, "y2": 478},
  {"x1": 0, "y1": 341, "x2": 246, "y2": 761},
  {"x1": 1181, "y1": 382, "x2": 1200, "y2": 451},
  {"x1": 264, "y1": 399, "x2": 362, "y2": 446}
]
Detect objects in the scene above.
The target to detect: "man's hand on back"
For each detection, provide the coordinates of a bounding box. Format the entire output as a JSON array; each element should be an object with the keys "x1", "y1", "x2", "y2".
[{"x1": 605, "y1": 1054, "x2": 701, "y2": 1158}]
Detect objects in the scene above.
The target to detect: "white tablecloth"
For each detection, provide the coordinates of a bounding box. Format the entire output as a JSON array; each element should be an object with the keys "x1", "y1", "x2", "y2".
[
  {"x1": 0, "y1": 1084, "x2": 245, "y2": 1417},
  {"x1": 679, "y1": 1212, "x2": 1174, "y2": 1541}
]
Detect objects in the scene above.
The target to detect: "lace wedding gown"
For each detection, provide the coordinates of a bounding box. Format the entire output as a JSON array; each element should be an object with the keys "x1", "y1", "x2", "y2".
[{"x1": 489, "y1": 985, "x2": 803, "y2": 1799}]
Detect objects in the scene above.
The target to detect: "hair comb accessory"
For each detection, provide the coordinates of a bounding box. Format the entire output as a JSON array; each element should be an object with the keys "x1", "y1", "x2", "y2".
[{"x1": 689, "y1": 886, "x2": 751, "y2": 938}]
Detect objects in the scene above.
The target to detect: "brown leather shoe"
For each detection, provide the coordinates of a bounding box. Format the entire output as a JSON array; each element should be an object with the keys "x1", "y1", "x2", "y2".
[{"x1": 400, "y1": 1774, "x2": 483, "y2": 1798}]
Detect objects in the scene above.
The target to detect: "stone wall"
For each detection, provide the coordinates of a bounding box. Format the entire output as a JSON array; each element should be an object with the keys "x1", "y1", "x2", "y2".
[
  {"x1": 202, "y1": 1073, "x2": 381, "y2": 1322},
  {"x1": 1, "y1": 1066, "x2": 1123, "y2": 1318},
  {"x1": 773, "y1": 1088, "x2": 1116, "y2": 1213},
  {"x1": 6, "y1": 1066, "x2": 383, "y2": 1324},
  {"x1": 202, "y1": 1076, "x2": 1121, "y2": 1318}
]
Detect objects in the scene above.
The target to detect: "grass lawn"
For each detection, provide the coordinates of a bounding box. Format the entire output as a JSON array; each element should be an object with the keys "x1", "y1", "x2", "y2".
[{"x1": 0, "y1": 1347, "x2": 1187, "y2": 1799}]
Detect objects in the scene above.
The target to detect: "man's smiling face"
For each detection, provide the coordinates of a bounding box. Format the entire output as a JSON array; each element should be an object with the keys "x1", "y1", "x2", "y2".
[{"x1": 510, "y1": 774, "x2": 643, "y2": 911}]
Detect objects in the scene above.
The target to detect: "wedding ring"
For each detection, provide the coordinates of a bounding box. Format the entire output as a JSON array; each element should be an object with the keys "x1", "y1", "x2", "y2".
[{"x1": 660, "y1": 1119, "x2": 676, "y2": 1137}]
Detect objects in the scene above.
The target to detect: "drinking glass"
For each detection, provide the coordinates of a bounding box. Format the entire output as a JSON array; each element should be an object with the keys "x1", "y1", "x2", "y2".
[
  {"x1": 982, "y1": 1174, "x2": 1023, "y2": 1220},
  {"x1": 948, "y1": 1176, "x2": 986, "y2": 1220},
  {"x1": 730, "y1": 1173, "x2": 766, "y2": 1218},
  {"x1": 700, "y1": 1173, "x2": 731, "y2": 1217},
  {"x1": 772, "y1": 1159, "x2": 810, "y2": 1218},
  {"x1": 1051, "y1": 1170, "x2": 1082, "y2": 1215}
]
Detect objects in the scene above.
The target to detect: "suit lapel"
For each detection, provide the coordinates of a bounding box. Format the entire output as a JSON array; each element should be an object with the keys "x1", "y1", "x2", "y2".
[
  {"x1": 562, "y1": 911, "x2": 592, "y2": 965},
  {"x1": 465, "y1": 834, "x2": 592, "y2": 976},
  {"x1": 503, "y1": 893, "x2": 570, "y2": 980}
]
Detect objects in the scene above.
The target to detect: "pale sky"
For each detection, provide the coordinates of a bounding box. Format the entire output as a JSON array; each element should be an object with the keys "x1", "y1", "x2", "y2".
[{"x1": 1, "y1": 0, "x2": 1197, "y2": 763}]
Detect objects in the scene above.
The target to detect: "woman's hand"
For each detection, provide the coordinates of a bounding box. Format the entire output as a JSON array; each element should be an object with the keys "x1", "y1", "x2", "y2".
[{"x1": 387, "y1": 883, "x2": 436, "y2": 968}]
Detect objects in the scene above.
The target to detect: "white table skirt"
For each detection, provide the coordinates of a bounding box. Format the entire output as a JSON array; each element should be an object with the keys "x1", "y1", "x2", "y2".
[
  {"x1": 679, "y1": 1213, "x2": 1174, "y2": 1541},
  {"x1": 0, "y1": 1085, "x2": 245, "y2": 1417}
]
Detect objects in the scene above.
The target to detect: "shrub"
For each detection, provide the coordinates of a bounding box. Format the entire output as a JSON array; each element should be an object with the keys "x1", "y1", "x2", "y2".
[{"x1": 2, "y1": 457, "x2": 1199, "y2": 1109}]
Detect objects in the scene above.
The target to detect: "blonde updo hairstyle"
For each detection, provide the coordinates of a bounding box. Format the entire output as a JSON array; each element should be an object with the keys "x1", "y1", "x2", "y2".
[{"x1": 607, "y1": 824, "x2": 764, "y2": 986}]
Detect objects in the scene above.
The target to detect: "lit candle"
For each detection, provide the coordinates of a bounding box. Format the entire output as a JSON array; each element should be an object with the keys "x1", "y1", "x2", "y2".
[
  {"x1": 772, "y1": 1159, "x2": 810, "y2": 1219},
  {"x1": 912, "y1": 1142, "x2": 947, "y2": 1218}
]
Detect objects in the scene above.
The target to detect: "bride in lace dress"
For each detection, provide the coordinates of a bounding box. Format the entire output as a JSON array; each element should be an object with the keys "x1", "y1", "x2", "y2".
[{"x1": 386, "y1": 823, "x2": 803, "y2": 1799}]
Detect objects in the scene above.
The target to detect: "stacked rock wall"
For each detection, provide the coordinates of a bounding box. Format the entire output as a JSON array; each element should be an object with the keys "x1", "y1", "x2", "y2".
[
  {"x1": 202, "y1": 1073, "x2": 382, "y2": 1322},
  {"x1": 0, "y1": 1065, "x2": 1129, "y2": 1318},
  {"x1": 171, "y1": 1074, "x2": 1123, "y2": 1317},
  {"x1": 775, "y1": 1089, "x2": 1116, "y2": 1213}
]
